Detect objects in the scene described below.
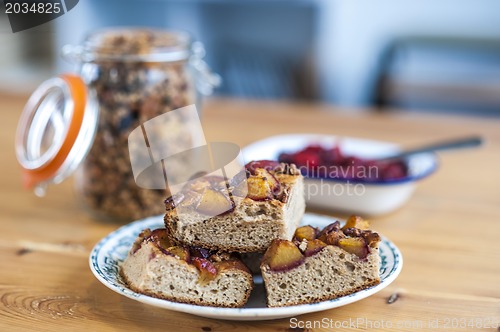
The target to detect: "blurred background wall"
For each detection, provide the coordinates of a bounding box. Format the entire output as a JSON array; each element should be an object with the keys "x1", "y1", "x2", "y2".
[{"x1": 1, "y1": 0, "x2": 500, "y2": 115}]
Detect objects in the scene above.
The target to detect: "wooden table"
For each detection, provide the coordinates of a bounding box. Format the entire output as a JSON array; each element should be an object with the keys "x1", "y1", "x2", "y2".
[{"x1": 1, "y1": 95, "x2": 499, "y2": 331}]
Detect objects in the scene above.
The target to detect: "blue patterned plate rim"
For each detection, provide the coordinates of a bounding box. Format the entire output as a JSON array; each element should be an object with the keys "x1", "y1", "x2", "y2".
[{"x1": 89, "y1": 213, "x2": 403, "y2": 320}]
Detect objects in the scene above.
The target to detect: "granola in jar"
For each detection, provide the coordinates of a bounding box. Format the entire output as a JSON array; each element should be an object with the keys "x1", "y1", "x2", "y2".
[{"x1": 70, "y1": 29, "x2": 218, "y2": 221}]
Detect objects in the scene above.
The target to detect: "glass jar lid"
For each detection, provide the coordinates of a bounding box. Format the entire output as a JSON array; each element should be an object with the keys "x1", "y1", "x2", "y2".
[
  {"x1": 15, "y1": 74, "x2": 98, "y2": 196},
  {"x1": 63, "y1": 28, "x2": 194, "y2": 63},
  {"x1": 61, "y1": 28, "x2": 221, "y2": 94}
]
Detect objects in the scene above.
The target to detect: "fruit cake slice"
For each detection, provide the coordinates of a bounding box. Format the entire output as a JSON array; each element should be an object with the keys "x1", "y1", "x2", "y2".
[
  {"x1": 120, "y1": 228, "x2": 253, "y2": 308},
  {"x1": 260, "y1": 216, "x2": 381, "y2": 307},
  {"x1": 164, "y1": 161, "x2": 305, "y2": 253}
]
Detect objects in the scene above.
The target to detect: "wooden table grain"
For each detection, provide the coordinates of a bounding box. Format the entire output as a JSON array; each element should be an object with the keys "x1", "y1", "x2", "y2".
[{"x1": 1, "y1": 95, "x2": 499, "y2": 331}]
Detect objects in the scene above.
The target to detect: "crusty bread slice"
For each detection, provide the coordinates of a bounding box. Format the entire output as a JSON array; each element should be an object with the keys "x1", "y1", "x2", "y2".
[
  {"x1": 261, "y1": 245, "x2": 380, "y2": 307},
  {"x1": 121, "y1": 229, "x2": 253, "y2": 308},
  {"x1": 164, "y1": 168, "x2": 305, "y2": 253}
]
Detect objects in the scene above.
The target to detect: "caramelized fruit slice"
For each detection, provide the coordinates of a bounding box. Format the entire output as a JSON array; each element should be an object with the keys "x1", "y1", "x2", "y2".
[
  {"x1": 304, "y1": 239, "x2": 327, "y2": 257},
  {"x1": 317, "y1": 221, "x2": 341, "y2": 239},
  {"x1": 294, "y1": 225, "x2": 318, "y2": 241},
  {"x1": 149, "y1": 229, "x2": 173, "y2": 249},
  {"x1": 317, "y1": 221, "x2": 344, "y2": 245},
  {"x1": 322, "y1": 230, "x2": 345, "y2": 246},
  {"x1": 190, "y1": 246, "x2": 214, "y2": 259},
  {"x1": 246, "y1": 168, "x2": 282, "y2": 200},
  {"x1": 245, "y1": 160, "x2": 281, "y2": 175},
  {"x1": 337, "y1": 237, "x2": 369, "y2": 259},
  {"x1": 196, "y1": 188, "x2": 234, "y2": 216},
  {"x1": 342, "y1": 215, "x2": 370, "y2": 231},
  {"x1": 262, "y1": 239, "x2": 305, "y2": 272},
  {"x1": 167, "y1": 246, "x2": 190, "y2": 262},
  {"x1": 178, "y1": 191, "x2": 202, "y2": 208},
  {"x1": 215, "y1": 259, "x2": 251, "y2": 274},
  {"x1": 191, "y1": 257, "x2": 218, "y2": 284},
  {"x1": 362, "y1": 231, "x2": 381, "y2": 248},
  {"x1": 130, "y1": 228, "x2": 152, "y2": 254},
  {"x1": 246, "y1": 176, "x2": 273, "y2": 201},
  {"x1": 254, "y1": 168, "x2": 281, "y2": 194}
]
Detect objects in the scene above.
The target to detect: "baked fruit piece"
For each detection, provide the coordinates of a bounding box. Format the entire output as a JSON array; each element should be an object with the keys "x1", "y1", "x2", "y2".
[
  {"x1": 120, "y1": 228, "x2": 253, "y2": 308},
  {"x1": 260, "y1": 216, "x2": 381, "y2": 307},
  {"x1": 164, "y1": 161, "x2": 305, "y2": 253}
]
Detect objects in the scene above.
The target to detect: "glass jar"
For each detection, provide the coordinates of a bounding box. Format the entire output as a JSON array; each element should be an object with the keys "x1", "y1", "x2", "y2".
[{"x1": 15, "y1": 28, "x2": 220, "y2": 222}]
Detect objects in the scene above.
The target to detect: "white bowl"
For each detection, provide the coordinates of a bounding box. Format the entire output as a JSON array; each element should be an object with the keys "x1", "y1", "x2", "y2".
[{"x1": 242, "y1": 134, "x2": 438, "y2": 216}]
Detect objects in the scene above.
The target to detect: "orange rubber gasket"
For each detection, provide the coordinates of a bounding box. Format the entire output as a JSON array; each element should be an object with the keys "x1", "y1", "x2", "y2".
[{"x1": 22, "y1": 74, "x2": 87, "y2": 189}]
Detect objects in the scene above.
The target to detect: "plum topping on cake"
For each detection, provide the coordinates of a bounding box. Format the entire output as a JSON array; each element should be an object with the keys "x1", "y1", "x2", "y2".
[
  {"x1": 167, "y1": 246, "x2": 190, "y2": 262},
  {"x1": 261, "y1": 215, "x2": 381, "y2": 307},
  {"x1": 191, "y1": 257, "x2": 218, "y2": 284},
  {"x1": 121, "y1": 227, "x2": 254, "y2": 308},
  {"x1": 130, "y1": 228, "x2": 152, "y2": 254},
  {"x1": 163, "y1": 175, "x2": 235, "y2": 216},
  {"x1": 245, "y1": 168, "x2": 284, "y2": 201},
  {"x1": 294, "y1": 225, "x2": 319, "y2": 241},
  {"x1": 263, "y1": 215, "x2": 381, "y2": 273},
  {"x1": 303, "y1": 239, "x2": 328, "y2": 257},
  {"x1": 196, "y1": 188, "x2": 234, "y2": 216},
  {"x1": 163, "y1": 161, "x2": 302, "y2": 213},
  {"x1": 342, "y1": 215, "x2": 371, "y2": 231},
  {"x1": 337, "y1": 237, "x2": 369, "y2": 258},
  {"x1": 190, "y1": 246, "x2": 214, "y2": 259},
  {"x1": 136, "y1": 228, "x2": 250, "y2": 282},
  {"x1": 245, "y1": 160, "x2": 281, "y2": 174},
  {"x1": 261, "y1": 239, "x2": 305, "y2": 272},
  {"x1": 163, "y1": 160, "x2": 305, "y2": 253}
]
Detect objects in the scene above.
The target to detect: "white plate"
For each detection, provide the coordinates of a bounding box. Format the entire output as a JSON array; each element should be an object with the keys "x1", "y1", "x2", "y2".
[
  {"x1": 242, "y1": 134, "x2": 437, "y2": 215},
  {"x1": 89, "y1": 213, "x2": 403, "y2": 321}
]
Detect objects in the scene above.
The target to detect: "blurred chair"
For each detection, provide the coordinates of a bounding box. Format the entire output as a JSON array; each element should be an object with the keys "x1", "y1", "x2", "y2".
[
  {"x1": 373, "y1": 36, "x2": 500, "y2": 116},
  {"x1": 211, "y1": 44, "x2": 315, "y2": 100},
  {"x1": 196, "y1": 2, "x2": 317, "y2": 100}
]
